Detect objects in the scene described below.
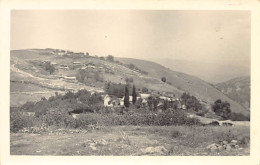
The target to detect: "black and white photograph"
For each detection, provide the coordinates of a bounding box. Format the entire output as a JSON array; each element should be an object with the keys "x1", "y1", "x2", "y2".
[
  {"x1": 1, "y1": 1, "x2": 260, "y2": 164},
  {"x1": 8, "y1": 9, "x2": 251, "y2": 156}
]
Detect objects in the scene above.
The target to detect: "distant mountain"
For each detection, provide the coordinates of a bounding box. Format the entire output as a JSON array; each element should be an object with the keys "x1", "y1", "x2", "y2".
[
  {"x1": 216, "y1": 76, "x2": 250, "y2": 111},
  {"x1": 116, "y1": 57, "x2": 249, "y2": 115},
  {"x1": 147, "y1": 58, "x2": 250, "y2": 84}
]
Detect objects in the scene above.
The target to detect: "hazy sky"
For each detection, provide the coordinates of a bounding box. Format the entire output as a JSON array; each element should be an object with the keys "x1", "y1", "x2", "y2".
[{"x1": 11, "y1": 10, "x2": 250, "y2": 67}]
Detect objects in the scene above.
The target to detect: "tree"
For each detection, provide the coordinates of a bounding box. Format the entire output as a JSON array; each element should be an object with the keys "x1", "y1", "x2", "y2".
[
  {"x1": 124, "y1": 85, "x2": 130, "y2": 108},
  {"x1": 125, "y1": 77, "x2": 134, "y2": 83},
  {"x1": 147, "y1": 96, "x2": 153, "y2": 111},
  {"x1": 152, "y1": 96, "x2": 160, "y2": 111},
  {"x1": 212, "y1": 99, "x2": 232, "y2": 120},
  {"x1": 129, "y1": 64, "x2": 135, "y2": 69},
  {"x1": 161, "y1": 77, "x2": 166, "y2": 83},
  {"x1": 132, "y1": 85, "x2": 137, "y2": 105},
  {"x1": 142, "y1": 87, "x2": 148, "y2": 93},
  {"x1": 44, "y1": 62, "x2": 55, "y2": 74},
  {"x1": 181, "y1": 93, "x2": 202, "y2": 112},
  {"x1": 106, "y1": 55, "x2": 114, "y2": 62}
]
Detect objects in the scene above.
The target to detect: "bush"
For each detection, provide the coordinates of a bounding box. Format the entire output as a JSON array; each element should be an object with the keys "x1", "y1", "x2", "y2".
[
  {"x1": 212, "y1": 99, "x2": 232, "y2": 120},
  {"x1": 43, "y1": 62, "x2": 55, "y2": 74},
  {"x1": 142, "y1": 87, "x2": 148, "y2": 93},
  {"x1": 20, "y1": 101, "x2": 35, "y2": 112},
  {"x1": 181, "y1": 93, "x2": 202, "y2": 112},
  {"x1": 41, "y1": 108, "x2": 71, "y2": 127},
  {"x1": 161, "y1": 77, "x2": 166, "y2": 83},
  {"x1": 170, "y1": 130, "x2": 182, "y2": 138},
  {"x1": 106, "y1": 55, "x2": 114, "y2": 62},
  {"x1": 10, "y1": 112, "x2": 35, "y2": 132},
  {"x1": 216, "y1": 129, "x2": 236, "y2": 143}
]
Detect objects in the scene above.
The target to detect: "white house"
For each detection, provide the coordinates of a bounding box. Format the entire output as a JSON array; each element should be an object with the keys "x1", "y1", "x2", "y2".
[
  {"x1": 73, "y1": 62, "x2": 81, "y2": 65},
  {"x1": 104, "y1": 95, "x2": 113, "y2": 107},
  {"x1": 51, "y1": 62, "x2": 58, "y2": 65},
  {"x1": 159, "y1": 96, "x2": 172, "y2": 101},
  {"x1": 140, "y1": 93, "x2": 150, "y2": 99}
]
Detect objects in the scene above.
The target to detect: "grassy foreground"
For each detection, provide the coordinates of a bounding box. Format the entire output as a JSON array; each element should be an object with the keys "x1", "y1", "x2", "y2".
[{"x1": 10, "y1": 125, "x2": 249, "y2": 156}]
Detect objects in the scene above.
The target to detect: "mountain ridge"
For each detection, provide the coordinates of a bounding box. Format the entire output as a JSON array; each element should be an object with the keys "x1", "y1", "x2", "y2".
[
  {"x1": 216, "y1": 76, "x2": 250, "y2": 111},
  {"x1": 146, "y1": 58, "x2": 250, "y2": 84}
]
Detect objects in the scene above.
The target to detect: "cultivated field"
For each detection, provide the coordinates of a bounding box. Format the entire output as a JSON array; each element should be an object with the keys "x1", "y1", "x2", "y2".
[{"x1": 10, "y1": 125, "x2": 249, "y2": 156}]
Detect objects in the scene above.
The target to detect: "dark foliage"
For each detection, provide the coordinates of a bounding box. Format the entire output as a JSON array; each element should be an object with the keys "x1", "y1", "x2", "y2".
[
  {"x1": 212, "y1": 99, "x2": 232, "y2": 120},
  {"x1": 43, "y1": 61, "x2": 55, "y2": 74},
  {"x1": 161, "y1": 77, "x2": 166, "y2": 83},
  {"x1": 106, "y1": 55, "x2": 114, "y2": 62},
  {"x1": 181, "y1": 93, "x2": 202, "y2": 111},
  {"x1": 142, "y1": 87, "x2": 149, "y2": 93},
  {"x1": 125, "y1": 77, "x2": 134, "y2": 83},
  {"x1": 132, "y1": 85, "x2": 137, "y2": 105},
  {"x1": 105, "y1": 82, "x2": 125, "y2": 98},
  {"x1": 147, "y1": 95, "x2": 160, "y2": 111},
  {"x1": 76, "y1": 69, "x2": 103, "y2": 83},
  {"x1": 124, "y1": 85, "x2": 130, "y2": 108}
]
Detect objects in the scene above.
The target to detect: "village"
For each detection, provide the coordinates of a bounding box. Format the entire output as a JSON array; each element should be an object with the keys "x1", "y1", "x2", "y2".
[{"x1": 103, "y1": 93, "x2": 186, "y2": 110}]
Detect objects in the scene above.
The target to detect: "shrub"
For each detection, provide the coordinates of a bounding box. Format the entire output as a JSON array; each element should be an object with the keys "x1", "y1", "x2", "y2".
[
  {"x1": 212, "y1": 99, "x2": 232, "y2": 119},
  {"x1": 106, "y1": 55, "x2": 114, "y2": 62},
  {"x1": 216, "y1": 129, "x2": 236, "y2": 143},
  {"x1": 181, "y1": 93, "x2": 202, "y2": 112},
  {"x1": 41, "y1": 108, "x2": 71, "y2": 127},
  {"x1": 43, "y1": 62, "x2": 55, "y2": 74},
  {"x1": 170, "y1": 130, "x2": 182, "y2": 138},
  {"x1": 141, "y1": 87, "x2": 148, "y2": 93},
  {"x1": 20, "y1": 101, "x2": 35, "y2": 112},
  {"x1": 10, "y1": 112, "x2": 35, "y2": 132},
  {"x1": 161, "y1": 77, "x2": 166, "y2": 83}
]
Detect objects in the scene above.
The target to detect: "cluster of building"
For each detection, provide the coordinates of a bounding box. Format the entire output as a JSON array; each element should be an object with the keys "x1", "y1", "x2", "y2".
[
  {"x1": 103, "y1": 93, "x2": 187, "y2": 110},
  {"x1": 49, "y1": 49, "x2": 88, "y2": 57}
]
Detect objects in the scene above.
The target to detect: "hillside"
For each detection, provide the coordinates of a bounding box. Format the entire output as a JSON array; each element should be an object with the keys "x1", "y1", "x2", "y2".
[
  {"x1": 147, "y1": 58, "x2": 250, "y2": 84},
  {"x1": 10, "y1": 49, "x2": 181, "y2": 107},
  {"x1": 10, "y1": 49, "x2": 249, "y2": 115},
  {"x1": 116, "y1": 57, "x2": 249, "y2": 115},
  {"x1": 216, "y1": 76, "x2": 250, "y2": 111}
]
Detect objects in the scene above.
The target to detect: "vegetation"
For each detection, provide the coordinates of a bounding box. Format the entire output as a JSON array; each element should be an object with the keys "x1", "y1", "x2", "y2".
[
  {"x1": 181, "y1": 93, "x2": 202, "y2": 112},
  {"x1": 10, "y1": 89, "x2": 205, "y2": 133},
  {"x1": 106, "y1": 55, "x2": 114, "y2": 62},
  {"x1": 212, "y1": 99, "x2": 232, "y2": 120},
  {"x1": 161, "y1": 77, "x2": 166, "y2": 83},
  {"x1": 142, "y1": 87, "x2": 149, "y2": 93},
  {"x1": 76, "y1": 69, "x2": 103, "y2": 83},
  {"x1": 124, "y1": 85, "x2": 130, "y2": 108},
  {"x1": 11, "y1": 124, "x2": 250, "y2": 155},
  {"x1": 105, "y1": 82, "x2": 125, "y2": 98},
  {"x1": 132, "y1": 85, "x2": 137, "y2": 105},
  {"x1": 43, "y1": 62, "x2": 55, "y2": 74},
  {"x1": 125, "y1": 77, "x2": 134, "y2": 83}
]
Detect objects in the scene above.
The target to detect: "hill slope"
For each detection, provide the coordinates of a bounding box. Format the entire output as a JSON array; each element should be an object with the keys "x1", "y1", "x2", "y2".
[
  {"x1": 116, "y1": 57, "x2": 249, "y2": 115},
  {"x1": 216, "y1": 76, "x2": 250, "y2": 111},
  {"x1": 10, "y1": 49, "x2": 249, "y2": 115},
  {"x1": 10, "y1": 49, "x2": 182, "y2": 107},
  {"x1": 148, "y1": 58, "x2": 250, "y2": 84}
]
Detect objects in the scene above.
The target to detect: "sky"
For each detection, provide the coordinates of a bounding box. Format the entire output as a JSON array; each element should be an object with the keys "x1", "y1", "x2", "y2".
[{"x1": 11, "y1": 10, "x2": 250, "y2": 68}]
